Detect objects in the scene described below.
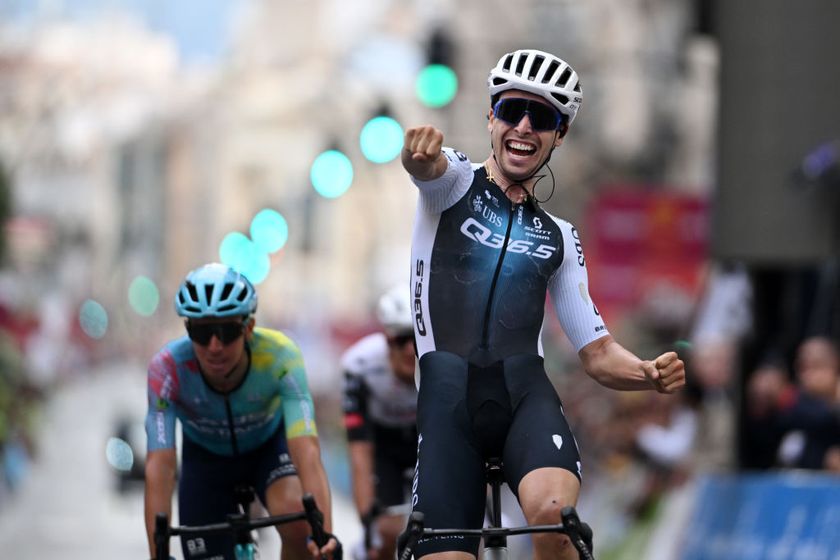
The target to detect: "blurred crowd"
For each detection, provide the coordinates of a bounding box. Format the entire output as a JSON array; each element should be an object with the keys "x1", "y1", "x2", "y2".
[
  {"x1": 0, "y1": 299, "x2": 44, "y2": 504},
  {"x1": 539, "y1": 260, "x2": 840, "y2": 557}
]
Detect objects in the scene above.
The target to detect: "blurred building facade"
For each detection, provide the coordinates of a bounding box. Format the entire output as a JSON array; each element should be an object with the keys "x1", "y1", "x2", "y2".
[{"x1": 0, "y1": 0, "x2": 716, "y2": 359}]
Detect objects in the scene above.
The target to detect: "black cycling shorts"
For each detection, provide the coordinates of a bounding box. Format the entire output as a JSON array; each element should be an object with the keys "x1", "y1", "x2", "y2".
[
  {"x1": 372, "y1": 424, "x2": 417, "y2": 508},
  {"x1": 411, "y1": 351, "x2": 581, "y2": 557},
  {"x1": 178, "y1": 424, "x2": 297, "y2": 560}
]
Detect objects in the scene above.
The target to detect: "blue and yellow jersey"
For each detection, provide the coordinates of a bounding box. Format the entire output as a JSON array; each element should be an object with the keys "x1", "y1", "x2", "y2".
[{"x1": 145, "y1": 327, "x2": 318, "y2": 456}]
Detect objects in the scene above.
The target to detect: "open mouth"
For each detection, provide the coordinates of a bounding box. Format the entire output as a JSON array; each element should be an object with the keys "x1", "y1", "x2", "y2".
[{"x1": 505, "y1": 139, "x2": 536, "y2": 157}]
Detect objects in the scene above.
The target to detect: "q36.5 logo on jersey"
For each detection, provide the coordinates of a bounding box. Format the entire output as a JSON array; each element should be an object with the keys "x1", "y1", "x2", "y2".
[{"x1": 460, "y1": 217, "x2": 556, "y2": 259}]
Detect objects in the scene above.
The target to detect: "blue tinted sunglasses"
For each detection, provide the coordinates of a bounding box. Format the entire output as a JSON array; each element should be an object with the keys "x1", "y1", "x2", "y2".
[{"x1": 493, "y1": 98, "x2": 565, "y2": 131}]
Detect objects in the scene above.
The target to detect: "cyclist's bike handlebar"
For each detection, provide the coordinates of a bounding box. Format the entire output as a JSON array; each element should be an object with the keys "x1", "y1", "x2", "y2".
[
  {"x1": 396, "y1": 505, "x2": 594, "y2": 560},
  {"x1": 154, "y1": 493, "x2": 342, "y2": 560}
]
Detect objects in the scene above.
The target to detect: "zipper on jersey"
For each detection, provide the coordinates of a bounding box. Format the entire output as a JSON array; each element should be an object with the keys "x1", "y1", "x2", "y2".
[
  {"x1": 479, "y1": 202, "x2": 517, "y2": 350},
  {"x1": 224, "y1": 396, "x2": 240, "y2": 456}
]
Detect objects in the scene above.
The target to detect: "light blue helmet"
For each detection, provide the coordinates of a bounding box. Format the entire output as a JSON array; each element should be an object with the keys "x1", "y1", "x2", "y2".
[{"x1": 174, "y1": 263, "x2": 257, "y2": 318}]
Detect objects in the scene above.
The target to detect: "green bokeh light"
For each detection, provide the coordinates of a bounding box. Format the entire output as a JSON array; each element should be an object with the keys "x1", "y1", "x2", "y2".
[
  {"x1": 105, "y1": 437, "x2": 134, "y2": 472},
  {"x1": 79, "y1": 299, "x2": 108, "y2": 339},
  {"x1": 674, "y1": 340, "x2": 693, "y2": 352},
  {"x1": 416, "y1": 63, "x2": 458, "y2": 108},
  {"x1": 250, "y1": 209, "x2": 288, "y2": 253},
  {"x1": 219, "y1": 232, "x2": 271, "y2": 285},
  {"x1": 128, "y1": 276, "x2": 159, "y2": 316},
  {"x1": 359, "y1": 115, "x2": 404, "y2": 164},
  {"x1": 310, "y1": 149, "x2": 353, "y2": 198}
]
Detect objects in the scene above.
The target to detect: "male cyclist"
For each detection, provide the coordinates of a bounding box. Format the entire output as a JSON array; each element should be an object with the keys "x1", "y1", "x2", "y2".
[
  {"x1": 144, "y1": 263, "x2": 339, "y2": 560},
  {"x1": 401, "y1": 49, "x2": 686, "y2": 559},
  {"x1": 342, "y1": 285, "x2": 418, "y2": 560}
]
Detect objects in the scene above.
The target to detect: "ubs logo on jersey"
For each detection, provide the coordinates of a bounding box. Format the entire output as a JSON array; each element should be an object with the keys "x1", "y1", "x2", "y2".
[{"x1": 471, "y1": 194, "x2": 503, "y2": 227}]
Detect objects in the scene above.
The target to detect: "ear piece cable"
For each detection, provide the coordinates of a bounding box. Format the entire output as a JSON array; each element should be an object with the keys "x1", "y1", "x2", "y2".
[{"x1": 488, "y1": 135, "x2": 559, "y2": 208}]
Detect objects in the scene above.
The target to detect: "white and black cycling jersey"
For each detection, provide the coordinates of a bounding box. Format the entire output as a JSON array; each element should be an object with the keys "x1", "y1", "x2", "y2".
[
  {"x1": 410, "y1": 147, "x2": 608, "y2": 361},
  {"x1": 342, "y1": 333, "x2": 417, "y2": 441}
]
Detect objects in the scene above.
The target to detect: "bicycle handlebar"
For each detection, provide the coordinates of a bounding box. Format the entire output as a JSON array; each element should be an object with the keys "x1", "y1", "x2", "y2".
[
  {"x1": 396, "y1": 512, "x2": 425, "y2": 560},
  {"x1": 396, "y1": 507, "x2": 595, "y2": 560},
  {"x1": 153, "y1": 492, "x2": 342, "y2": 560},
  {"x1": 561, "y1": 506, "x2": 595, "y2": 560}
]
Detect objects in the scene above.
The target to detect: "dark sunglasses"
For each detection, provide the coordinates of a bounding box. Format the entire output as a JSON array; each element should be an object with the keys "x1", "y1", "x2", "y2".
[
  {"x1": 186, "y1": 321, "x2": 247, "y2": 346},
  {"x1": 388, "y1": 332, "x2": 415, "y2": 348},
  {"x1": 493, "y1": 98, "x2": 565, "y2": 131}
]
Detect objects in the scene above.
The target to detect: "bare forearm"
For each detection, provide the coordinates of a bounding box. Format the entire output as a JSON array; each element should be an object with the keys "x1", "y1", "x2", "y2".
[
  {"x1": 290, "y1": 437, "x2": 334, "y2": 532},
  {"x1": 144, "y1": 450, "x2": 177, "y2": 556},
  {"x1": 402, "y1": 150, "x2": 448, "y2": 181},
  {"x1": 348, "y1": 440, "x2": 376, "y2": 516},
  {"x1": 579, "y1": 336, "x2": 652, "y2": 390},
  {"x1": 579, "y1": 335, "x2": 686, "y2": 394}
]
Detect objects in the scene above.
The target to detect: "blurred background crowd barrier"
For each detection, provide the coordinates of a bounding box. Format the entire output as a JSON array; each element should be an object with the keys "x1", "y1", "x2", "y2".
[{"x1": 0, "y1": 1, "x2": 838, "y2": 559}]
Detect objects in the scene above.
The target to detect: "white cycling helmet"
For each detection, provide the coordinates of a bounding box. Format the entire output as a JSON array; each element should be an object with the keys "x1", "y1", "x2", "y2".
[
  {"x1": 376, "y1": 285, "x2": 414, "y2": 335},
  {"x1": 488, "y1": 49, "x2": 583, "y2": 124}
]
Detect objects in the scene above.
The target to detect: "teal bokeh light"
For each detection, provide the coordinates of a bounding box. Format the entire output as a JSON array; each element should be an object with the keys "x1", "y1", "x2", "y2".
[
  {"x1": 79, "y1": 299, "x2": 108, "y2": 339},
  {"x1": 310, "y1": 149, "x2": 353, "y2": 198},
  {"x1": 128, "y1": 276, "x2": 159, "y2": 316},
  {"x1": 105, "y1": 437, "x2": 134, "y2": 472},
  {"x1": 250, "y1": 209, "x2": 288, "y2": 253},
  {"x1": 416, "y1": 64, "x2": 458, "y2": 108},
  {"x1": 219, "y1": 232, "x2": 271, "y2": 285},
  {"x1": 359, "y1": 116, "x2": 404, "y2": 163}
]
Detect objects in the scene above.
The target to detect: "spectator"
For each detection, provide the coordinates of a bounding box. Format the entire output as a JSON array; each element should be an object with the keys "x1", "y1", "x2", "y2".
[{"x1": 775, "y1": 336, "x2": 840, "y2": 469}]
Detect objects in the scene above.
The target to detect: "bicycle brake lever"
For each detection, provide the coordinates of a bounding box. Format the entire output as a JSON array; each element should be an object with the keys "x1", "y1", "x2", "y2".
[
  {"x1": 560, "y1": 506, "x2": 595, "y2": 560},
  {"x1": 396, "y1": 511, "x2": 425, "y2": 560},
  {"x1": 154, "y1": 513, "x2": 170, "y2": 560},
  {"x1": 302, "y1": 493, "x2": 329, "y2": 558}
]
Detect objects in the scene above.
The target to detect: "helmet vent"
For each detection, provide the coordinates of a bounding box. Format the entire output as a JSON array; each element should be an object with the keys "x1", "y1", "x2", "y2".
[
  {"x1": 558, "y1": 68, "x2": 572, "y2": 87},
  {"x1": 236, "y1": 289, "x2": 249, "y2": 302},
  {"x1": 187, "y1": 283, "x2": 199, "y2": 303},
  {"x1": 514, "y1": 55, "x2": 527, "y2": 77},
  {"x1": 502, "y1": 54, "x2": 513, "y2": 72},
  {"x1": 543, "y1": 59, "x2": 560, "y2": 84},
  {"x1": 492, "y1": 77, "x2": 507, "y2": 87},
  {"x1": 204, "y1": 284, "x2": 214, "y2": 304},
  {"x1": 528, "y1": 55, "x2": 545, "y2": 81},
  {"x1": 219, "y1": 282, "x2": 234, "y2": 302},
  {"x1": 551, "y1": 92, "x2": 570, "y2": 106}
]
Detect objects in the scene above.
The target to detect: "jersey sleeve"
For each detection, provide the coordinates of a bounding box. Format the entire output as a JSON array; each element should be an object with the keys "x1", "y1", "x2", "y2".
[
  {"x1": 342, "y1": 368, "x2": 372, "y2": 442},
  {"x1": 411, "y1": 147, "x2": 475, "y2": 214},
  {"x1": 548, "y1": 219, "x2": 609, "y2": 351},
  {"x1": 275, "y1": 340, "x2": 319, "y2": 439},
  {"x1": 145, "y1": 348, "x2": 178, "y2": 452}
]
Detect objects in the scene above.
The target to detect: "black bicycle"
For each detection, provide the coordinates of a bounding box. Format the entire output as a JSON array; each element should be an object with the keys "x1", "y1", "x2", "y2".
[
  {"x1": 153, "y1": 487, "x2": 342, "y2": 560},
  {"x1": 396, "y1": 458, "x2": 594, "y2": 560}
]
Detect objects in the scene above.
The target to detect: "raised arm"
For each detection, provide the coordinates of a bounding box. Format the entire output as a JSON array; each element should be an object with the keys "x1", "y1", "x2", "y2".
[
  {"x1": 401, "y1": 125, "x2": 448, "y2": 181},
  {"x1": 579, "y1": 334, "x2": 685, "y2": 393}
]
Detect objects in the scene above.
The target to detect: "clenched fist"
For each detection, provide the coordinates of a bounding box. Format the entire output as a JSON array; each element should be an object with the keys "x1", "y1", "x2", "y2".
[
  {"x1": 642, "y1": 351, "x2": 686, "y2": 394},
  {"x1": 402, "y1": 125, "x2": 447, "y2": 181}
]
